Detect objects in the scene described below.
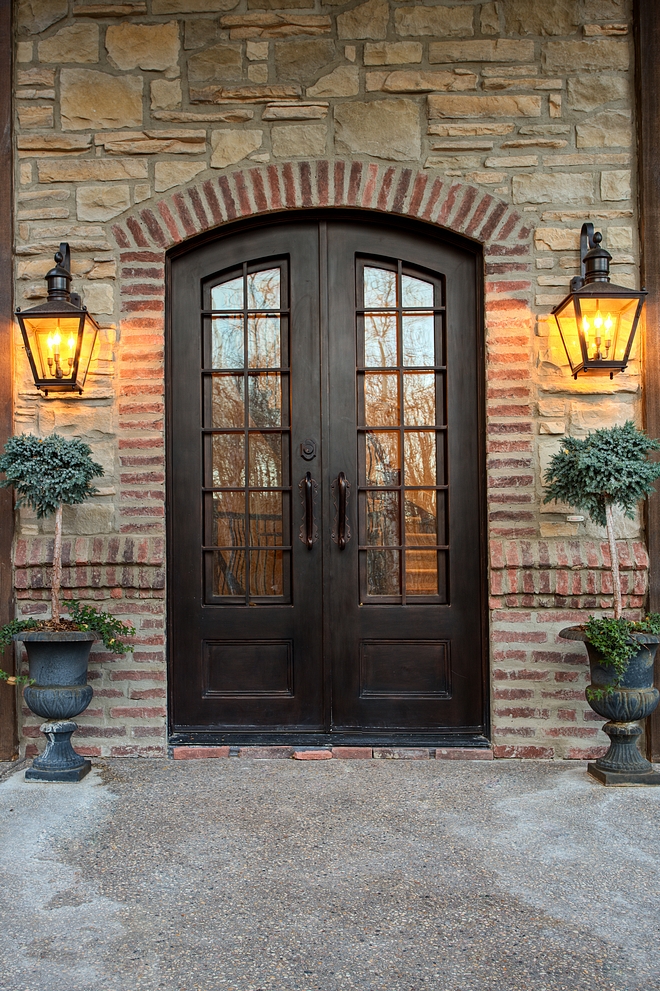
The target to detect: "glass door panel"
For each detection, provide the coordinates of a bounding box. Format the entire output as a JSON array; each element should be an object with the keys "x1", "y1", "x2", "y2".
[
  {"x1": 357, "y1": 260, "x2": 447, "y2": 604},
  {"x1": 203, "y1": 262, "x2": 291, "y2": 604}
]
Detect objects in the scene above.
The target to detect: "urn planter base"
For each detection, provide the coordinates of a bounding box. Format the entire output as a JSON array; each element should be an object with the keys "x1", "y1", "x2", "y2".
[
  {"x1": 24, "y1": 719, "x2": 91, "y2": 782},
  {"x1": 587, "y1": 764, "x2": 660, "y2": 786}
]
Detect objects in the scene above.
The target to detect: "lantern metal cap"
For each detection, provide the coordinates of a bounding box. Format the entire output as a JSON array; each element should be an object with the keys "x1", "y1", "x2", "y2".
[
  {"x1": 583, "y1": 231, "x2": 612, "y2": 284},
  {"x1": 46, "y1": 243, "x2": 72, "y2": 301}
]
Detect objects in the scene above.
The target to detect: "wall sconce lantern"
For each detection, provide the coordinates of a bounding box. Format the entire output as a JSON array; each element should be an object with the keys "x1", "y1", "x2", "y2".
[
  {"x1": 552, "y1": 223, "x2": 647, "y2": 379},
  {"x1": 15, "y1": 243, "x2": 100, "y2": 396}
]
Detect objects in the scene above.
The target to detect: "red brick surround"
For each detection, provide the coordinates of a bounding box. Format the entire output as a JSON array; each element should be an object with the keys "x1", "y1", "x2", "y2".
[{"x1": 17, "y1": 159, "x2": 644, "y2": 760}]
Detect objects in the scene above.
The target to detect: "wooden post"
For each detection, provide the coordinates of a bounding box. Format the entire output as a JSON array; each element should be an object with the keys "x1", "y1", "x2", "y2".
[
  {"x1": 634, "y1": 0, "x2": 660, "y2": 760},
  {"x1": 0, "y1": 0, "x2": 16, "y2": 761}
]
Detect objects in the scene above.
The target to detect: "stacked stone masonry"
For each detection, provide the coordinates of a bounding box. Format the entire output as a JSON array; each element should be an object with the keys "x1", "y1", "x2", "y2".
[{"x1": 12, "y1": 0, "x2": 640, "y2": 760}]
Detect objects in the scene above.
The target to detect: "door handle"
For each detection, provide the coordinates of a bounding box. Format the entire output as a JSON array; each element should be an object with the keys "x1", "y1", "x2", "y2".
[
  {"x1": 298, "y1": 472, "x2": 318, "y2": 549},
  {"x1": 331, "y1": 472, "x2": 351, "y2": 550}
]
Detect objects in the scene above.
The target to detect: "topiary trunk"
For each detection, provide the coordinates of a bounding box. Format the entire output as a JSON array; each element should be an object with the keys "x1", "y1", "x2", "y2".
[
  {"x1": 51, "y1": 502, "x2": 62, "y2": 625},
  {"x1": 605, "y1": 501, "x2": 622, "y2": 620}
]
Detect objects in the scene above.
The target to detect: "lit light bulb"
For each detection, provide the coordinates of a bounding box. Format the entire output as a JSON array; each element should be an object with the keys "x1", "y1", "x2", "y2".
[
  {"x1": 594, "y1": 309, "x2": 603, "y2": 329},
  {"x1": 582, "y1": 316, "x2": 590, "y2": 335},
  {"x1": 47, "y1": 334, "x2": 54, "y2": 353},
  {"x1": 604, "y1": 314, "x2": 613, "y2": 331}
]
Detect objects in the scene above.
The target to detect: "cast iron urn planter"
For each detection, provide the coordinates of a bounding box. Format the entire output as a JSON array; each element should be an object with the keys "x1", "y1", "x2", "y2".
[
  {"x1": 560, "y1": 627, "x2": 660, "y2": 785},
  {"x1": 18, "y1": 630, "x2": 97, "y2": 782}
]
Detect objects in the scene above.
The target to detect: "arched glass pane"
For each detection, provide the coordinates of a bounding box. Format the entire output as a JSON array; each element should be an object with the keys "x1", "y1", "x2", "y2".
[
  {"x1": 212, "y1": 276, "x2": 243, "y2": 310},
  {"x1": 364, "y1": 267, "x2": 396, "y2": 308},
  {"x1": 248, "y1": 268, "x2": 280, "y2": 309},
  {"x1": 402, "y1": 274, "x2": 433, "y2": 308}
]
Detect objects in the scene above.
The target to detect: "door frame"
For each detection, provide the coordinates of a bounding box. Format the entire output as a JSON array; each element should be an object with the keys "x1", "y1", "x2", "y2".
[
  {"x1": 165, "y1": 207, "x2": 490, "y2": 747},
  {"x1": 0, "y1": 0, "x2": 15, "y2": 762},
  {"x1": 634, "y1": 0, "x2": 660, "y2": 760}
]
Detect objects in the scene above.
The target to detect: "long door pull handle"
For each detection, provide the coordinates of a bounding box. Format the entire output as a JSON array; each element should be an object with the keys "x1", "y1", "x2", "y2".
[
  {"x1": 332, "y1": 472, "x2": 351, "y2": 550},
  {"x1": 299, "y1": 472, "x2": 318, "y2": 549}
]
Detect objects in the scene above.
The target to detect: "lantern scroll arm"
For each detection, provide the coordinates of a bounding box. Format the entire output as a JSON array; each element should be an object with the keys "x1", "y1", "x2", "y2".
[
  {"x1": 571, "y1": 223, "x2": 596, "y2": 292},
  {"x1": 58, "y1": 243, "x2": 82, "y2": 309}
]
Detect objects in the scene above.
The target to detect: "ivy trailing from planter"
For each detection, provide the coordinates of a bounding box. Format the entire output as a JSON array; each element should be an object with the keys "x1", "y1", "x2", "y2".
[
  {"x1": 0, "y1": 620, "x2": 40, "y2": 685},
  {"x1": 584, "y1": 613, "x2": 660, "y2": 700},
  {"x1": 67, "y1": 602, "x2": 135, "y2": 654}
]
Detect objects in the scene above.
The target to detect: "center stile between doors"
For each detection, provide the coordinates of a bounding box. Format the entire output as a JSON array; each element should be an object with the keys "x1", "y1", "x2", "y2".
[{"x1": 168, "y1": 211, "x2": 488, "y2": 747}]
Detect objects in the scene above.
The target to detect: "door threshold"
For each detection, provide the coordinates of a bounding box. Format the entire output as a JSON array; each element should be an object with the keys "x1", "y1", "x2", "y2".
[{"x1": 169, "y1": 732, "x2": 491, "y2": 749}]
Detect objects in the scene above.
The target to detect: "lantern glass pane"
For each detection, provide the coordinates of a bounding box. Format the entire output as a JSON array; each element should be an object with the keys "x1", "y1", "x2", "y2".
[
  {"x1": 21, "y1": 314, "x2": 81, "y2": 381},
  {"x1": 553, "y1": 298, "x2": 582, "y2": 371},
  {"x1": 77, "y1": 315, "x2": 98, "y2": 386},
  {"x1": 577, "y1": 295, "x2": 638, "y2": 365}
]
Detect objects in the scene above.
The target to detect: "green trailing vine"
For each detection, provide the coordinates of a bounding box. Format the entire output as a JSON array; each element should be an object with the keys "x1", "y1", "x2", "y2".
[
  {"x1": 0, "y1": 619, "x2": 40, "y2": 685},
  {"x1": 585, "y1": 613, "x2": 660, "y2": 701},
  {"x1": 0, "y1": 603, "x2": 135, "y2": 686},
  {"x1": 67, "y1": 602, "x2": 135, "y2": 654},
  {"x1": 0, "y1": 618, "x2": 40, "y2": 652}
]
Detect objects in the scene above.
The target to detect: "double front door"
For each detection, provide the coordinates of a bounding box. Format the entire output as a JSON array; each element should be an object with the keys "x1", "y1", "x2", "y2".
[{"x1": 169, "y1": 214, "x2": 486, "y2": 743}]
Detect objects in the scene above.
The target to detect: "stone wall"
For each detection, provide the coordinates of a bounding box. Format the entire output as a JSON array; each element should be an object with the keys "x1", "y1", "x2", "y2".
[{"x1": 12, "y1": 0, "x2": 639, "y2": 759}]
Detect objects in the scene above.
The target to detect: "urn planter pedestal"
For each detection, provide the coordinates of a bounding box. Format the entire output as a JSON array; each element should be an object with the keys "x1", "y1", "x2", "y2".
[
  {"x1": 17, "y1": 631, "x2": 97, "y2": 782},
  {"x1": 560, "y1": 627, "x2": 660, "y2": 786}
]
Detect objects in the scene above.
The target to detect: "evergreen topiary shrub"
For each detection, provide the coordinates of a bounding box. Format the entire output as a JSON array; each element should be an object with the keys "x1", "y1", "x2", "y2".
[
  {"x1": 544, "y1": 421, "x2": 660, "y2": 686},
  {"x1": 0, "y1": 433, "x2": 103, "y2": 623},
  {"x1": 544, "y1": 420, "x2": 660, "y2": 619},
  {"x1": 0, "y1": 434, "x2": 134, "y2": 682}
]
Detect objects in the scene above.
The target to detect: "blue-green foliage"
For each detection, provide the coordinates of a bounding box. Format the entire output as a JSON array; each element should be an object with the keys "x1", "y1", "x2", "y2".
[
  {"x1": 543, "y1": 421, "x2": 660, "y2": 527},
  {"x1": 0, "y1": 433, "x2": 104, "y2": 518}
]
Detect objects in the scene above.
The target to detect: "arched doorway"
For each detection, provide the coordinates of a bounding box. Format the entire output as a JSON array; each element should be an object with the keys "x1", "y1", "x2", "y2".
[{"x1": 168, "y1": 210, "x2": 487, "y2": 745}]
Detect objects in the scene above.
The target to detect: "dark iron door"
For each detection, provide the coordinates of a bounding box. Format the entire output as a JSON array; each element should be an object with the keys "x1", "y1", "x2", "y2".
[{"x1": 169, "y1": 215, "x2": 485, "y2": 741}]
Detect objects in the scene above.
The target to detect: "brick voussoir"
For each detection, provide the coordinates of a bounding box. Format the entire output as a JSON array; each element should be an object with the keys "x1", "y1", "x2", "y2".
[{"x1": 109, "y1": 162, "x2": 518, "y2": 255}]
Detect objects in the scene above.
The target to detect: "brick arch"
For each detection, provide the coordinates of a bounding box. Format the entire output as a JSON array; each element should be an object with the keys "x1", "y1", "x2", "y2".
[
  {"x1": 111, "y1": 158, "x2": 535, "y2": 613},
  {"x1": 110, "y1": 159, "x2": 531, "y2": 252}
]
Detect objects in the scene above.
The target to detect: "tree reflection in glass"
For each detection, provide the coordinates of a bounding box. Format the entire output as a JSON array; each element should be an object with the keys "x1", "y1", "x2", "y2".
[
  {"x1": 361, "y1": 265, "x2": 442, "y2": 599},
  {"x1": 208, "y1": 267, "x2": 287, "y2": 599}
]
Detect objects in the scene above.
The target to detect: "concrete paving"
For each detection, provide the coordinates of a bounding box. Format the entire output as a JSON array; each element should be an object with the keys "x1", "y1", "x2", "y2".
[{"x1": 1, "y1": 757, "x2": 659, "y2": 991}]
